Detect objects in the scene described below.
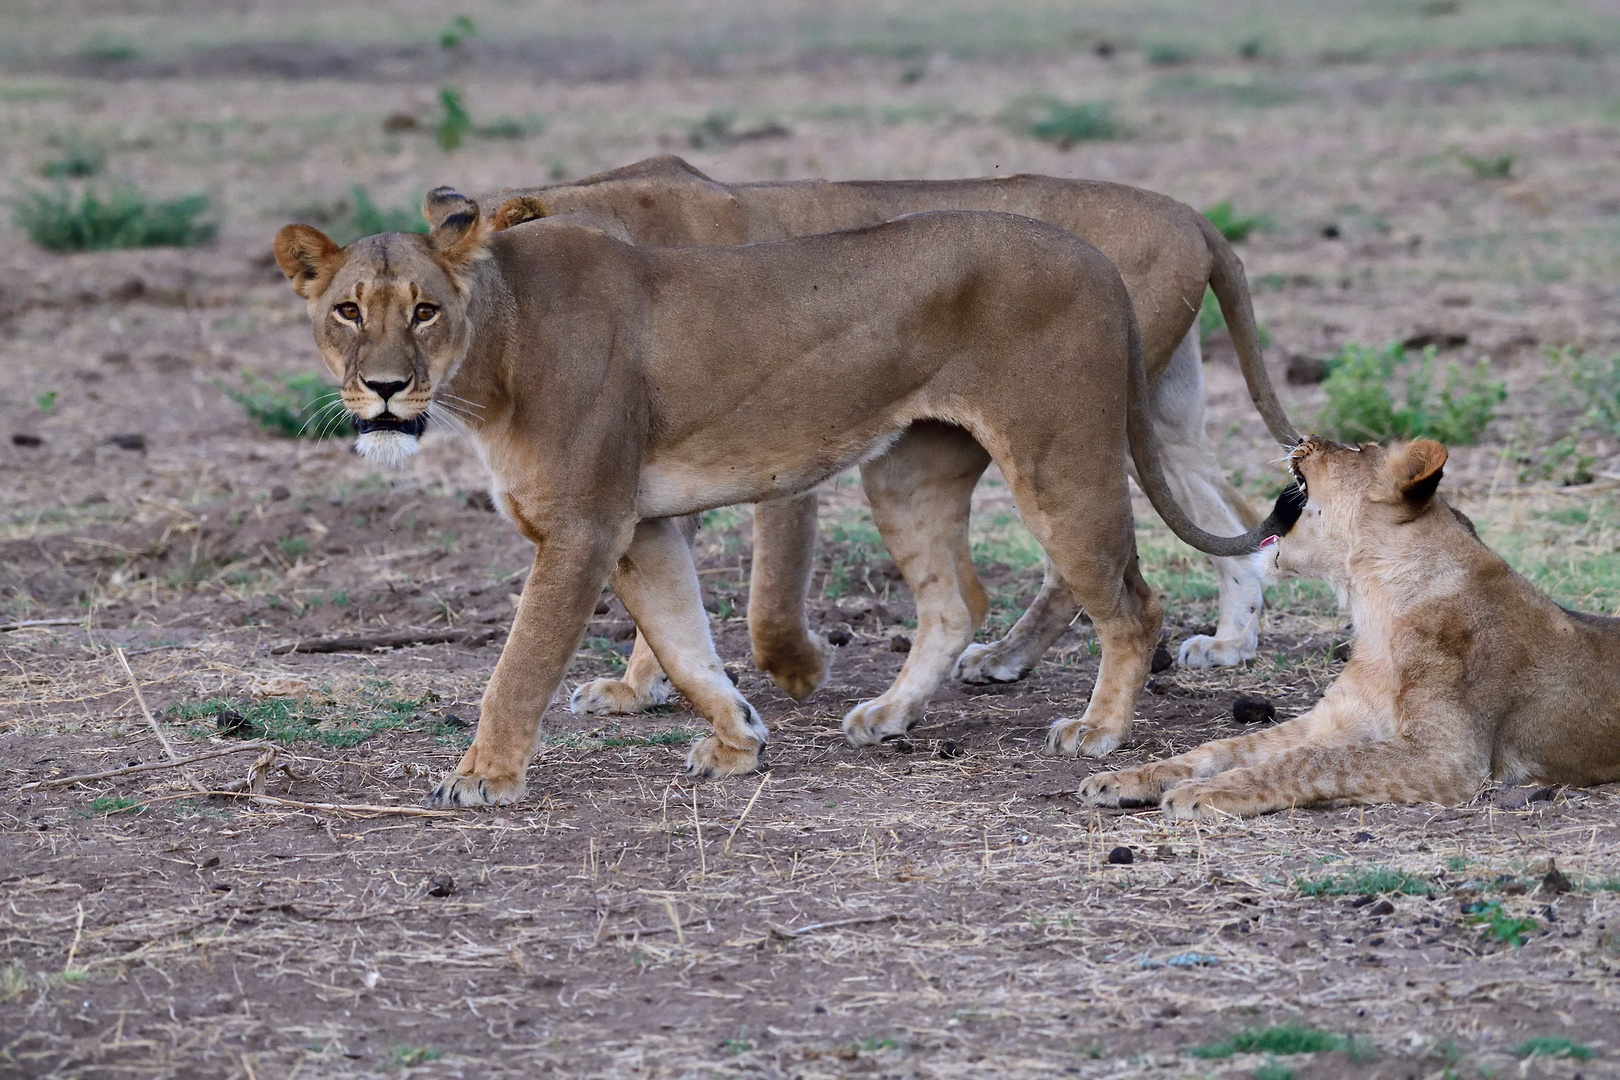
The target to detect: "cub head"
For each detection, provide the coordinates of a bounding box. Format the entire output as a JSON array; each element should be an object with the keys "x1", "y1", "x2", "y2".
[
  {"x1": 272, "y1": 187, "x2": 490, "y2": 466},
  {"x1": 1268, "y1": 435, "x2": 1450, "y2": 585}
]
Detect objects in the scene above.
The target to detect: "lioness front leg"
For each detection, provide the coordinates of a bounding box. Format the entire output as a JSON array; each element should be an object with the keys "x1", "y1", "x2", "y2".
[
  {"x1": 570, "y1": 514, "x2": 699, "y2": 716},
  {"x1": 748, "y1": 493, "x2": 834, "y2": 699},
  {"x1": 610, "y1": 517, "x2": 769, "y2": 779},
  {"x1": 433, "y1": 526, "x2": 624, "y2": 808}
]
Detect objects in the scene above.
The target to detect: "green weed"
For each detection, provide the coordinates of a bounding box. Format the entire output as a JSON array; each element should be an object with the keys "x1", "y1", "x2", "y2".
[
  {"x1": 1295, "y1": 866, "x2": 1433, "y2": 897},
  {"x1": 1189, "y1": 1023, "x2": 1348, "y2": 1059},
  {"x1": 1317, "y1": 343, "x2": 1504, "y2": 444},
  {"x1": 1552, "y1": 347, "x2": 1620, "y2": 436},
  {"x1": 1252, "y1": 1063, "x2": 1294, "y2": 1080},
  {"x1": 224, "y1": 372, "x2": 350, "y2": 439},
  {"x1": 40, "y1": 138, "x2": 105, "y2": 179},
  {"x1": 583, "y1": 636, "x2": 629, "y2": 671},
  {"x1": 345, "y1": 185, "x2": 428, "y2": 242},
  {"x1": 78, "y1": 33, "x2": 137, "y2": 62},
  {"x1": 1462, "y1": 900, "x2": 1537, "y2": 947},
  {"x1": 87, "y1": 795, "x2": 143, "y2": 815},
  {"x1": 437, "y1": 85, "x2": 472, "y2": 150},
  {"x1": 36, "y1": 390, "x2": 57, "y2": 413},
  {"x1": 1203, "y1": 200, "x2": 1265, "y2": 243},
  {"x1": 14, "y1": 185, "x2": 216, "y2": 251},
  {"x1": 439, "y1": 14, "x2": 476, "y2": 50},
  {"x1": 385, "y1": 1045, "x2": 442, "y2": 1068},
  {"x1": 1022, "y1": 97, "x2": 1119, "y2": 147},
  {"x1": 1462, "y1": 152, "x2": 1514, "y2": 179},
  {"x1": 0, "y1": 963, "x2": 27, "y2": 1003},
  {"x1": 721, "y1": 1027, "x2": 753, "y2": 1054},
  {"x1": 168, "y1": 689, "x2": 440, "y2": 749},
  {"x1": 1146, "y1": 43, "x2": 1193, "y2": 64},
  {"x1": 1513, "y1": 1035, "x2": 1594, "y2": 1061}
]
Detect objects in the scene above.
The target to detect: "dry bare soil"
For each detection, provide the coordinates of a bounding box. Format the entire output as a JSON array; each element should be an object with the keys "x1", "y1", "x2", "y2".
[{"x1": 5, "y1": 2, "x2": 1620, "y2": 1077}]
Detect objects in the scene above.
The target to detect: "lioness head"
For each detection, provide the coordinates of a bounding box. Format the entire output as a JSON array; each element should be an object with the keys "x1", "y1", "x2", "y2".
[
  {"x1": 273, "y1": 188, "x2": 490, "y2": 466},
  {"x1": 1269, "y1": 435, "x2": 1449, "y2": 583}
]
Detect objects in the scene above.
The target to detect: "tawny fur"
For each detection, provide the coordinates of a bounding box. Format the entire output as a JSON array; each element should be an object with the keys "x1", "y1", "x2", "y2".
[
  {"x1": 1080, "y1": 436, "x2": 1620, "y2": 820},
  {"x1": 482, "y1": 156, "x2": 1297, "y2": 731},
  {"x1": 273, "y1": 196, "x2": 1283, "y2": 807}
]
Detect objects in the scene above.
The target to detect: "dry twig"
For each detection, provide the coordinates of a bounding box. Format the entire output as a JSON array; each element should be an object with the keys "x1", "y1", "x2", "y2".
[
  {"x1": 116, "y1": 645, "x2": 206, "y2": 794},
  {"x1": 20, "y1": 740, "x2": 280, "y2": 792}
]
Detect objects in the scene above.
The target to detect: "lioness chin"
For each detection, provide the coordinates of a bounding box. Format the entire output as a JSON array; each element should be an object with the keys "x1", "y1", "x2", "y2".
[
  {"x1": 482, "y1": 156, "x2": 1299, "y2": 731},
  {"x1": 1080, "y1": 436, "x2": 1620, "y2": 820},
  {"x1": 274, "y1": 191, "x2": 1288, "y2": 807}
]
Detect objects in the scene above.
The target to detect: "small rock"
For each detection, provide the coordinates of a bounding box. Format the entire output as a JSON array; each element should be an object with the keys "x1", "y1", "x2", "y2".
[
  {"x1": 1321, "y1": 223, "x2": 1341, "y2": 239},
  {"x1": 1541, "y1": 860, "x2": 1572, "y2": 895},
  {"x1": 826, "y1": 628, "x2": 852, "y2": 647},
  {"x1": 891, "y1": 739, "x2": 916, "y2": 754},
  {"x1": 1286, "y1": 354, "x2": 1332, "y2": 385},
  {"x1": 1107, "y1": 846, "x2": 1134, "y2": 865},
  {"x1": 1367, "y1": 899, "x2": 1395, "y2": 917},
  {"x1": 1232, "y1": 695, "x2": 1276, "y2": 724},
  {"x1": 108, "y1": 433, "x2": 146, "y2": 452},
  {"x1": 383, "y1": 112, "x2": 420, "y2": 132},
  {"x1": 1528, "y1": 785, "x2": 1557, "y2": 803},
  {"x1": 11, "y1": 433, "x2": 43, "y2": 447},
  {"x1": 890, "y1": 634, "x2": 912, "y2": 653},
  {"x1": 932, "y1": 740, "x2": 961, "y2": 759},
  {"x1": 1402, "y1": 330, "x2": 1470, "y2": 351},
  {"x1": 101, "y1": 350, "x2": 132, "y2": 365},
  {"x1": 1156, "y1": 843, "x2": 1175, "y2": 860},
  {"x1": 1352, "y1": 830, "x2": 1373, "y2": 843},
  {"x1": 269, "y1": 485, "x2": 291, "y2": 501},
  {"x1": 1350, "y1": 895, "x2": 1376, "y2": 908},
  {"x1": 426, "y1": 872, "x2": 455, "y2": 898},
  {"x1": 465, "y1": 488, "x2": 496, "y2": 512},
  {"x1": 1150, "y1": 645, "x2": 1173, "y2": 673},
  {"x1": 215, "y1": 708, "x2": 255, "y2": 738},
  {"x1": 1147, "y1": 678, "x2": 1171, "y2": 696},
  {"x1": 439, "y1": 712, "x2": 470, "y2": 729}
]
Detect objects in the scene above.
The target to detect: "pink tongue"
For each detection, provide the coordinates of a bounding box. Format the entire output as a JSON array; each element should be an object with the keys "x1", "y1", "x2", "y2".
[{"x1": 1260, "y1": 535, "x2": 1279, "y2": 548}]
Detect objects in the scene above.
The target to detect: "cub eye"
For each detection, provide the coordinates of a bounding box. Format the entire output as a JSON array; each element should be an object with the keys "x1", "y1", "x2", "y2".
[
  {"x1": 413, "y1": 303, "x2": 439, "y2": 324},
  {"x1": 334, "y1": 302, "x2": 361, "y2": 322}
]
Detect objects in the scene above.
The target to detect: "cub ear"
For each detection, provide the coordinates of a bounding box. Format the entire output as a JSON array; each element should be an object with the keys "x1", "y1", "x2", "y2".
[
  {"x1": 422, "y1": 186, "x2": 490, "y2": 271},
  {"x1": 1393, "y1": 438, "x2": 1448, "y2": 505},
  {"x1": 491, "y1": 195, "x2": 549, "y2": 231},
  {"x1": 273, "y1": 225, "x2": 345, "y2": 299}
]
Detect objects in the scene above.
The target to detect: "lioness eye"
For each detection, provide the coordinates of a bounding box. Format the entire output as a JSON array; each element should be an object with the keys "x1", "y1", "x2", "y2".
[
  {"x1": 335, "y1": 302, "x2": 361, "y2": 322},
  {"x1": 414, "y1": 303, "x2": 438, "y2": 323}
]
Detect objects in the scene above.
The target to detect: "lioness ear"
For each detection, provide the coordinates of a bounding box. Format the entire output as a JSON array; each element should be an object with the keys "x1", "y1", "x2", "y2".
[
  {"x1": 273, "y1": 225, "x2": 345, "y2": 299},
  {"x1": 491, "y1": 195, "x2": 549, "y2": 231},
  {"x1": 422, "y1": 186, "x2": 490, "y2": 271},
  {"x1": 1393, "y1": 439, "x2": 1447, "y2": 504}
]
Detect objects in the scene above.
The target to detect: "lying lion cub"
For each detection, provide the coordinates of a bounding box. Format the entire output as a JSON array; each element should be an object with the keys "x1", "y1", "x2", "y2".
[
  {"x1": 274, "y1": 190, "x2": 1286, "y2": 806},
  {"x1": 1080, "y1": 436, "x2": 1620, "y2": 819}
]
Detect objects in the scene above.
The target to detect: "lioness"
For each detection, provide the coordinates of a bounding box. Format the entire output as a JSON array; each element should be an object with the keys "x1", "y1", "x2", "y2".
[
  {"x1": 1079, "y1": 436, "x2": 1620, "y2": 819},
  {"x1": 274, "y1": 191, "x2": 1288, "y2": 805},
  {"x1": 481, "y1": 157, "x2": 1300, "y2": 742}
]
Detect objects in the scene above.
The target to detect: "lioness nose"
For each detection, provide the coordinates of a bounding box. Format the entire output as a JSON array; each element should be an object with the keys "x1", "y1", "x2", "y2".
[{"x1": 363, "y1": 378, "x2": 411, "y2": 403}]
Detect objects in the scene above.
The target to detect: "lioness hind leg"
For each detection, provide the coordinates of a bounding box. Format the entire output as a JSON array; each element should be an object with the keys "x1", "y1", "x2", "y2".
[
  {"x1": 842, "y1": 426, "x2": 990, "y2": 746},
  {"x1": 610, "y1": 517, "x2": 768, "y2": 780},
  {"x1": 1138, "y1": 330, "x2": 1267, "y2": 669},
  {"x1": 570, "y1": 633, "x2": 674, "y2": 715},
  {"x1": 952, "y1": 556, "x2": 1079, "y2": 684},
  {"x1": 748, "y1": 493, "x2": 833, "y2": 700}
]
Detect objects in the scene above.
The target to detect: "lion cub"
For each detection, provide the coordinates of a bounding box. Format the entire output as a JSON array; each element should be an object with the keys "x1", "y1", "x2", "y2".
[{"x1": 1081, "y1": 436, "x2": 1620, "y2": 819}]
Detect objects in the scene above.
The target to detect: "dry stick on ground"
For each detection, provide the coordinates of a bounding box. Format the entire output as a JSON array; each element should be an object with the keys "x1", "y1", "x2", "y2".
[
  {"x1": 20, "y1": 740, "x2": 281, "y2": 792},
  {"x1": 206, "y1": 792, "x2": 461, "y2": 818},
  {"x1": 115, "y1": 645, "x2": 206, "y2": 794},
  {"x1": 766, "y1": 913, "x2": 902, "y2": 940},
  {"x1": 0, "y1": 617, "x2": 84, "y2": 632},
  {"x1": 270, "y1": 627, "x2": 497, "y2": 654},
  {"x1": 723, "y1": 770, "x2": 771, "y2": 856}
]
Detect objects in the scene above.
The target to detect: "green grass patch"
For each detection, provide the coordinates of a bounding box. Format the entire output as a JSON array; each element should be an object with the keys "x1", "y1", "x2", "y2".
[
  {"x1": 39, "y1": 138, "x2": 105, "y2": 179},
  {"x1": 1295, "y1": 866, "x2": 1434, "y2": 897},
  {"x1": 168, "y1": 688, "x2": 442, "y2": 749},
  {"x1": 86, "y1": 795, "x2": 143, "y2": 815},
  {"x1": 224, "y1": 372, "x2": 350, "y2": 439},
  {"x1": 1203, "y1": 200, "x2": 1265, "y2": 242},
  {"x1": 0, "y1": 963, "x2": 28, "y2": 1003},
  {"x1": 14, "y1": 185, "x2": 216, "y2": 252},
  {"x1": 1461, "y1": 900, "x2": 1537, "y2": 947},
  {"x1": 385, "y1": 1045, "x2": 442, "y2": 1068},
  {"x1": 1462, "y1": 152, "x2": 1514, "y2": 179},
  {"x1": 1317, "y1": 343, "x2": 1504, "y2": 444},
  {"x1": 1019, "y1": 97, "x2": 1120, "y2": 147},
  {"x1": 1252, "y1": 1063, "x2": 1294, "y2": 1080},
  {"x1": 1513, "y1": 1035, "x2": 1593, "y2": 1061},
  {"x1": 1189, "y1": 1023, "x2": 1348, "y2": 1059},
  {"x1": 969, "y1": 511, "x2": 1045, "y2": 573}
]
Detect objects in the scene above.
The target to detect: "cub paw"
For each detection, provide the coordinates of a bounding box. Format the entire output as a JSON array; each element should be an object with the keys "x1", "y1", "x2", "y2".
[
  {"x1": 1043, "y1": 717, "x2": 1127, "y2": 759},
  {"x1": 685, "y1": 736, "x2": 764, "y2": 779},
  {"x1": 841, "y1": 698, "x2": 918, "y2": 747},
  {"x1": 756, "y1": 633, "x2": 833, "y2": 701},
  {"x1": 429, "y1": 771, "x2": 526, "y2": 808},
  {"x1": 952, "y1": 641, "x2": 1032, "y2": 685},
  {"x1": 1177, "y1": 633, "x2": 1257, "y2": 670},
  {"x1": 1077, "y1": 765, "x2": 1172, "y2": 808},
  {"x1": 1160, "y1": 782, "x2": 1231, "y2": 821},
  {"x1": 569, "y1": 673, "x2": 673, "y2": 716}
]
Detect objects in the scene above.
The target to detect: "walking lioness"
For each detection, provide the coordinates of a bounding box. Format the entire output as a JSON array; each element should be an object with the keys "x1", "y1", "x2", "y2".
[
  {"x1": 482, "y1": 157, "x2": 1299, "y2": 735},
  {"x1": 274, "y1": 192, "x2": 1288, "y2": 805},
  {"x1": 1080, "y1": 436, "x2": 1620, "y2": 819}
]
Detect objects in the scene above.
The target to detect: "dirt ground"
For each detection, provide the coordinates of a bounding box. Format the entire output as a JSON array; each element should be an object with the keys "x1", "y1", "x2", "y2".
[{"x1": 6, "y1": 3, "x2": 1620, "y2": 1077}]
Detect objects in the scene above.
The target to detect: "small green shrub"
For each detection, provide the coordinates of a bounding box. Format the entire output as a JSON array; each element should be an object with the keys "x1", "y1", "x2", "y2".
[
  {"x1": 437, "y1": 85, "x2": 472, "y2": 150},
  {"x1": 1554, "y1": 347, "x2": 1620, "y2": 435},
  {"x1": 689, "y1": 110, "x2": 737, "y2": 148},
  {"x1": 1317, "y1": 343, "x2": 1504, "y2": 445},
  {"x1": 14, "y1": 185, "x2": 216, "y2": 251},
  {"x1": 40, "y1": 138, "x2": 105, "y2": 179},
  {"x1": 1190, "y1": 1024, "x2": 1347, "y2": 1059},
  {"x1": 1462, "y1": 900, "x2": 1537, "y2": 947},
  {"x1": 439, "y1": 14, "x2": 476, "y2": 50},
  {"x1": 1513, "y1": 1035, "x2": 1594, "y2": 1061},
  {"x1": 169, "y1": 690, "x2": 440, "y2": 749},
  {"x1": 1025, "y1": 98, "x2": 1119, "y2": 148},
  {"x1": 346, "y1": 185, "x2": 428, "y2": 241},
  {"x1": 1203, "y1": 200, "x2": 1265, "y2": 243},
  {"x1": 1463, "y1": 152, "x2": 1514, "y2": 179},
  {"x1": 385, "y1": 1044, "x2": 442, "y2": 1068},
  {"x1": 87, "y1": 795, "x2": 144, "y2": 815},
  {"x1": 1251, "y1": 1063, "x2": 1294, "y2": 1080},
  {"x1": 224, "y1": 373, "x2": 351, "y2": 439},
  {"x1": 1146, "y1": 43, "x2": 1193, "y2": 65}
]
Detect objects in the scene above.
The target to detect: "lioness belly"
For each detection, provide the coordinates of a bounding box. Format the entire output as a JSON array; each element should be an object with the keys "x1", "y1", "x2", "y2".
[{"x1": 635, "y1": 430, "x2": 902, "y2": 518}]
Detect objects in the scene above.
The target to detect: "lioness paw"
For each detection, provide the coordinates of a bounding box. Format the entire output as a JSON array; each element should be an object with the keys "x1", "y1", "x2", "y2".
[
  {"x1": 758, "y1": 633, "x2": 833, "y2": 701},
  {"x1": 952, "y1": 641, "x2": 1032, "y2": 685},
  {"x1": 841, "y1": 698, "x2": 918, "y2": 747},
  {"x1": 685, "y1": 736, "x2": 763, "y2": 779},
  {"x1": 429, "y1": 771, "x2": 526, "y2": 808},
  {"x1": 1178, "y1": 633, "x2": 1257, "y2": 670},
  {"x1": 1044, "y1": 717, "x2": 1127, "y2": 759},
  {"x1": 569, "y1": 674, "x2": 672, "y2": 716}
]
